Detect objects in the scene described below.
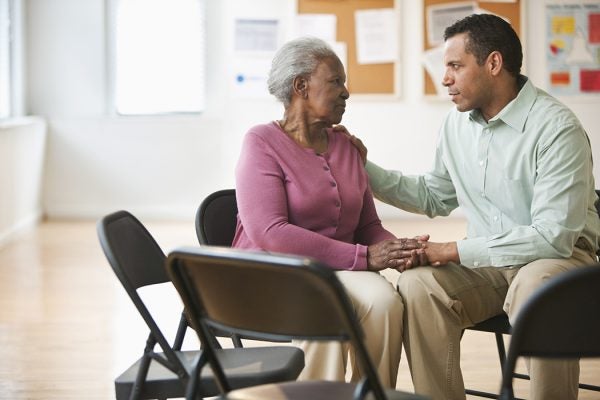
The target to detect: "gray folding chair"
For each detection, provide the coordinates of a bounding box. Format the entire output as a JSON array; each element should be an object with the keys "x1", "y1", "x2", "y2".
[
  {"x1": 98, "y1": 211, "x2": 304, "y2": 400},
  {"x1": 499, "y1": 265, "x2": 600, "y2": 400},
  {"x1": 166, "y1": 246, "x2": 429, "y2": 400}
]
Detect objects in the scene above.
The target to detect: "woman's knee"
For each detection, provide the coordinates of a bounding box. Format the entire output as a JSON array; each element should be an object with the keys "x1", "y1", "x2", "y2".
[{"x1": 340, "y1": 272, "x2": 404, "y2": 317}]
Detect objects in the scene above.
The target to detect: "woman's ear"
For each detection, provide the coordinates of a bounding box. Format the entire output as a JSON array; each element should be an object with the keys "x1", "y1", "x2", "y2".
[{"x1": 292, "y1": 76, "x2": 308, "y2": 99}]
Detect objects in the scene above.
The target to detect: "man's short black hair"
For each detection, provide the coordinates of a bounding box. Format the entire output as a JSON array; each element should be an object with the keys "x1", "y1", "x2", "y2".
[{"x1": 444, "y1": 13, "x2": 522, "y2": 78}]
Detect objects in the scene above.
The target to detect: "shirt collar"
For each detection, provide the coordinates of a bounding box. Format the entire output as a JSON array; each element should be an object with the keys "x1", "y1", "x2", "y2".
[{"x1": 469, "y1": 75, "x2": 536, "y2": 133}]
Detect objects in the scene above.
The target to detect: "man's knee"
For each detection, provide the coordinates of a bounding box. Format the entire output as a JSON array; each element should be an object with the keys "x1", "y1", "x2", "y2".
[
  {"x1": 397, "y1": 266, "x2": 440, "y2": 306},
  {"x1": 505, "y1": 259, "x2": 577, "y2": 321}
]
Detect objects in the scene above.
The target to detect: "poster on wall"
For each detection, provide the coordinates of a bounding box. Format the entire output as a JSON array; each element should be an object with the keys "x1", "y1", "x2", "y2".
[
  {"x1": 546, "y1": 1, "x2": 600, "y2": 96},
  {"x1": 231, "y1": 19, "x2": 279, "y2": 99}
]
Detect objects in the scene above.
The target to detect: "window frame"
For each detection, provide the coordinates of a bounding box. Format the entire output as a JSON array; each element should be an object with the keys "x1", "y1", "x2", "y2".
[{"x1": 0, "y1": 0, "x2": 15, "y2": 119}]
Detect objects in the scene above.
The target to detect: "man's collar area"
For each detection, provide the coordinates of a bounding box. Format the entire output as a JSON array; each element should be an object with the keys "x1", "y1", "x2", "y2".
[{"x1": 469, "y1": 75, "x2": 535, "y2": 133}]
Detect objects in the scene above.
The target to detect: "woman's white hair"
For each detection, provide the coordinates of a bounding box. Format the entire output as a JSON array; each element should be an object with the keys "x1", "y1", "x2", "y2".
[{"x1": 267, "y1": 37, "x2": 338, "y2": 106}]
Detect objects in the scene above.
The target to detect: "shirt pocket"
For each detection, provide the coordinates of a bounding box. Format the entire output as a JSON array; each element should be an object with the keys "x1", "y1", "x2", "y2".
[{"x1": 493, "y1": 176, "x2": 531, "y2": 225}]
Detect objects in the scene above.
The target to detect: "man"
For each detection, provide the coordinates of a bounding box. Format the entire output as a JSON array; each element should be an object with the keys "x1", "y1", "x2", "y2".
[{"x1": 356, "y1": 14, "x2": 599, "y2": 400}]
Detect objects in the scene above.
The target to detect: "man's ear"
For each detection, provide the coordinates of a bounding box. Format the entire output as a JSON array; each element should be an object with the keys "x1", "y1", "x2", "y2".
[
  {"x1": 487, "y1": 51, "x2": 503, "y2": 76},
  {"x1": 293, "y1": 76, "x2": 308, "y2": 99}
]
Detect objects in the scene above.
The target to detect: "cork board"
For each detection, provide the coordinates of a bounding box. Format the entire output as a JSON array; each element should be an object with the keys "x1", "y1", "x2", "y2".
[
  {"x1": 423, "y1": 0, "x2": 523, "y2": 96},
  {"x1": 298, "y1": 0, "x2": 397, "y2": 94}
]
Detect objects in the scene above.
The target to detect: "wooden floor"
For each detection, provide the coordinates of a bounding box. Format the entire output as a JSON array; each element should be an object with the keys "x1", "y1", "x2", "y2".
[{"x1": 0, "y1": 217, "x2": 598, "y2": 399}]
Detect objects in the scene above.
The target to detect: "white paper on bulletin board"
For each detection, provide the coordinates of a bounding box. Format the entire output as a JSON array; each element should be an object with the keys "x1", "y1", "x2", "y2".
[
  {"x1": 355, "y1": 8, "x2": 398, "y2": 64},
  {"x1": 427, "y1": 2, "x2": 476, "y2": 47}
]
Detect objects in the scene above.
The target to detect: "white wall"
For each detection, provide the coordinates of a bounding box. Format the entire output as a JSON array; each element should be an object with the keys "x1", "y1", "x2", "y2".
[
  {"x1": 0, "y1": 117, "x2": 47, "y2": 245},
  {"x1": 24, "y1": 0, "x2": 600, "y2": 220}
]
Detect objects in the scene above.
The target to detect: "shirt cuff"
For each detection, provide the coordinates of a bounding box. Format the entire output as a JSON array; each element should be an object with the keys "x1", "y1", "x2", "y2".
[
  {"x1": 351, "y1": 244, "x2": 369, "y2": 271},
  {"x1": 456, "y1": 237, "x2": 491, "y2": 268}
]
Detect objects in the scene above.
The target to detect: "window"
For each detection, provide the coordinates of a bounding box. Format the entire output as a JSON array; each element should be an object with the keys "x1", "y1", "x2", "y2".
[
  {"x1": 0, "y1": 0, "x2": 13, "y2": 119},
  {"x1": 108, "y1": 0, "x2": 206, "y2": 115}
]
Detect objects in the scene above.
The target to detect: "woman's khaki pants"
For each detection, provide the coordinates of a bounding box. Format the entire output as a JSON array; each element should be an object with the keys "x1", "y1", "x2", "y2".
[
  {"x1": 296, "y1": 270, "x2": 404, "y2": 388},
  {"x1": 397, "y1": 246, "x2": 597, "y2": 400}
]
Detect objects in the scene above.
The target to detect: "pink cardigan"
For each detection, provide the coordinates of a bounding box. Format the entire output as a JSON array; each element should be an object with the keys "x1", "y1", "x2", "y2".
[{"x1": 232, "y1": 121, "x2": 395, "y2": 270}]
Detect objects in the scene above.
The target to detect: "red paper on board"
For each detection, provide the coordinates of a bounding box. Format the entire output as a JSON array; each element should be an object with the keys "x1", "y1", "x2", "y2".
[
  {"x1": 589, "y1": 13, "x2": 600, "y2": 44},
  {"x1": 580, "y1": 70, "x2": 600, "y2": 92}
]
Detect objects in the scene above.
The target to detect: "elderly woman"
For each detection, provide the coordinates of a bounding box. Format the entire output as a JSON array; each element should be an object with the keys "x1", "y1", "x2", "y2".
[{"x1": 232, "y1": 37, "x2": 424, "y2": 387}]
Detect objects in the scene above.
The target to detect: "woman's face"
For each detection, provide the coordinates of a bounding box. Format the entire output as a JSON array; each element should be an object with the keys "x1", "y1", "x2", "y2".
[{"x1": 304, "y1": 56, "x2": 349, "y2": 125}]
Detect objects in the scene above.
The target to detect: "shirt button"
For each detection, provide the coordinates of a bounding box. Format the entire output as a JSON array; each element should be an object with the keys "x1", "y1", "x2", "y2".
[
  {"x1": 480, "y1": 192, "x2": 485, "y2": 198},
  {"x1": 493, "y1": 216, "x2": 499, "y2": 221},
  {"x1": 335, "y1": 201, "x2": 341, "y2": 207},
  {"x1": 330, "y1": 181, "x2": 336, "y2": 187},
  {"x1": 479, "y1": 160, "x2": 484, "y2": 166},
  {"x1": 323, "y1": 166, "x2": 330, "y2": 171},
  {"x1": 474, "y1": 261, "x2": 480, "y2": 267}
]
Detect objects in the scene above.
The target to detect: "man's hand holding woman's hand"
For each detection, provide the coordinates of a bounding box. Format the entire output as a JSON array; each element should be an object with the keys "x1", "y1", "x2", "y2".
[{"x1": 333, "y1": 125, "x2": 368, "y2": 165}]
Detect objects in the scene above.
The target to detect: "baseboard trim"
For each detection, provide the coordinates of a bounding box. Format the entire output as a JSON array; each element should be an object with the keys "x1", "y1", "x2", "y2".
[{"x1": 0, "y1": 211, "x2": 44, "y2": 248}]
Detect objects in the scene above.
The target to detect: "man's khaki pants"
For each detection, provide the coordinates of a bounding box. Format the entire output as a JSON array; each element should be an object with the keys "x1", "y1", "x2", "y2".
[
  {"x1": 397, "y1": 246, "x2": 597, "y2": 400},
  {"x1": 296, "y1": 270, "x2": 404, "y2": 388}
]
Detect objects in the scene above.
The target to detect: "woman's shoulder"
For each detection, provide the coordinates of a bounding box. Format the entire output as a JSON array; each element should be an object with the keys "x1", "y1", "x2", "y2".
[
  {"x1": 242, "y1": 121, "x2": 291, "y2": 157},
  {"x1": 328, "y1": 127, "x2": 359, "y2": 154},
  {"x1": 247, "y1": 121, "x2": 280, "y2": 138}
]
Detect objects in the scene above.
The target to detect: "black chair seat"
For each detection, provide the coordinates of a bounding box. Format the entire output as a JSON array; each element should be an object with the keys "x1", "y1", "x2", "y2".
[
  {"x1": 116, "y1": 347, "x2": 303, "y2": 400},
  {"x1": 470, "y1": 314, "x2": 511, "y2": 334}
]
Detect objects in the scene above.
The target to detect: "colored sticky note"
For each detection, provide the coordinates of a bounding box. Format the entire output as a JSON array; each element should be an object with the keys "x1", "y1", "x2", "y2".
[
  {"x1": 590, "y1": 13, "x2": 600, "y2": 44},
  {"x1": 552, "y1": 16, "x2": 576, "y2": 35},
  {"x1": 551, "y1": 72, "x2": 570, "y2": 86},
  {"x1": 580, "y1": 70, "x2": 600, "y2": 92}
]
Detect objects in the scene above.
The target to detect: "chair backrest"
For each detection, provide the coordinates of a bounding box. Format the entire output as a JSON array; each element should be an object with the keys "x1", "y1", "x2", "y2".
[
  {"x1": 97, "y1": 211, "x2": 187, "y2": 372},
  {"x1": 499, "y1": 265, "x2": 600, "y2": 399},
  {"x1": 166, "y1": 246, "x2": 388, "y2": 399},
  {"x1": 195, "y1": 189, "x2": 237, "y2": 246},
  {"x1": 98, "y1": 210, "x2": 169, "y2": 289}
]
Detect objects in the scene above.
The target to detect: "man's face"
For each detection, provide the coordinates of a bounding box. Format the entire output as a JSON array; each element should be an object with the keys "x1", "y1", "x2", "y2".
[{"x1": 442, "y1": 33, "x2": 492, "y2": 114}]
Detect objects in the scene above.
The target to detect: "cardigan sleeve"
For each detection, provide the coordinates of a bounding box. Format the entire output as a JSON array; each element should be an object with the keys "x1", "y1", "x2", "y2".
[{"x1": 354, "y1": 183, "x2": 396, "y2": 245}]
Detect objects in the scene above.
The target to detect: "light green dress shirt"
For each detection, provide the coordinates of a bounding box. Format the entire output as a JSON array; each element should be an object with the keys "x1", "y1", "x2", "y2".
[{"x1": 367, "y1": 76, "x2": 600, "y2": 268}]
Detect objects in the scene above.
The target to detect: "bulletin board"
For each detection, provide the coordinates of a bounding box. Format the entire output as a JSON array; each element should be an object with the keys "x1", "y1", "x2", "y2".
[
  {"x1": 298, "y1": 0, "x2": 397, "y2": 95},
  {"x1": 423, "y1": 0, "x2": 523, "y2": 96}
]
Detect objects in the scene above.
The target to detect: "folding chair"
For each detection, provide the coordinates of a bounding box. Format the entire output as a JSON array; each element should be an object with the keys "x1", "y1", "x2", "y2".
[
  {"x1": 166, "y1": 246, "x2": 429, "y2": 400},
  {"x1": 499, "y1": 265, "x2": 600, "y2": 400},
  {"x1": 196, "y1": 188, "x2": 288, "y2": 348},
  {"x1": 464, "y1": 189, "x2": 600, "y2": 398},
  {"x1": 98, "y1": 211, "x2": 304, "y2": 400},
  {"x1": 195, "y1": 189, "x2": 237, "y2": 247}
]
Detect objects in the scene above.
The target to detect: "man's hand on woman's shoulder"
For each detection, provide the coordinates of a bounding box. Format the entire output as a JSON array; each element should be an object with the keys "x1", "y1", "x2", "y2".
[{"x1": 333, "y1": 125, "x2": 368, "y2": 165}]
